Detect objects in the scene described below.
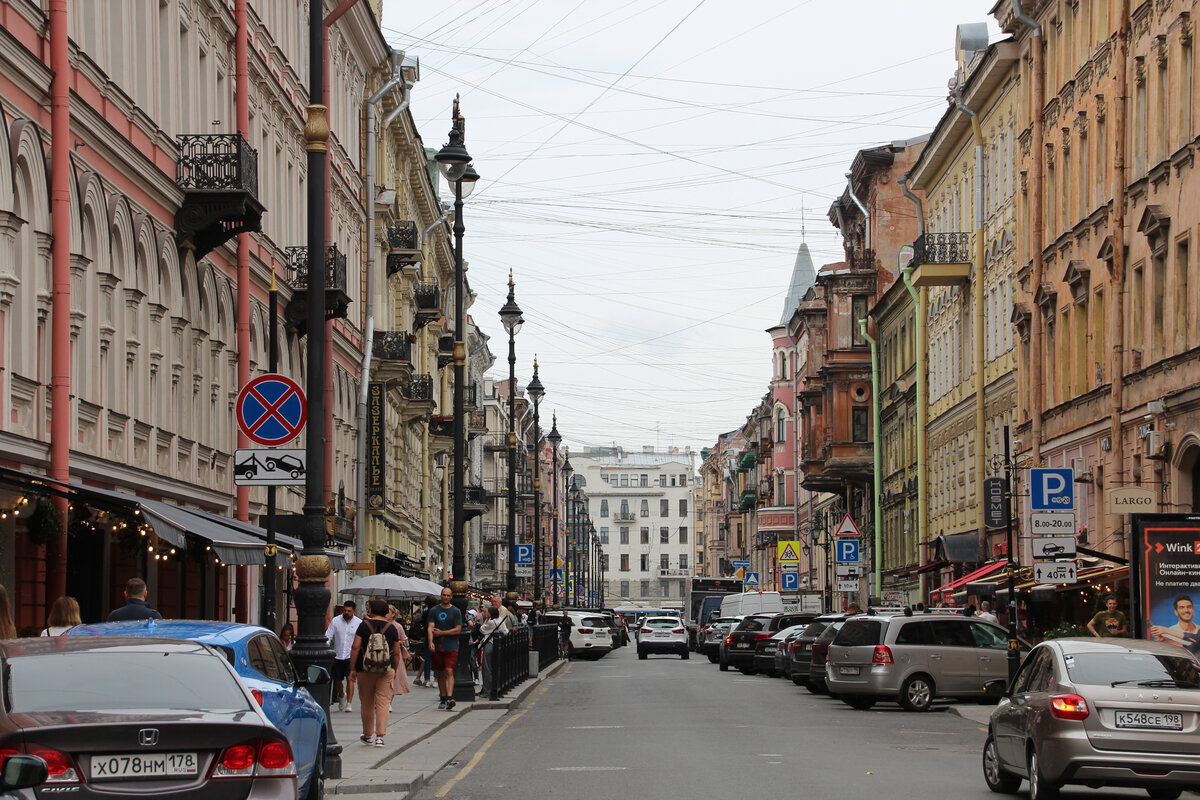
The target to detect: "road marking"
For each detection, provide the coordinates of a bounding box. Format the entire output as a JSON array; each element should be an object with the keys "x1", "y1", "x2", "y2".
[
  {"x1": 567, "y1": 725, "x2": 625, "y2": 730},
  {"x1": 758, "y1": 754, "x2": 783, "y2": 757},
  {"x1": 595, "y1": 675, "x2": 633, "y2": 678},
  {"x1": 548, "y1": 766, "x2": 627, "y2": 772},
  {"x1": 433, "y1": 667, "x2": 565, "y2": 797}
]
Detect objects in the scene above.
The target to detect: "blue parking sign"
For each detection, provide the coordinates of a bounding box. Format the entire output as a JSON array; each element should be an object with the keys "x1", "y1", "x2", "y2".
[
  {"x1": 836, "y1": 539, "x2": 860, "y2": 563},
  {"x1": 780, "y1": 571, "x2": 799, "y2": 591},
  {"x1": 515, "y1": 544, "x2": 533, "y2": 564},
  {"x1": 1030, "y1": 468, "x2": 1074, "y2": 511}
]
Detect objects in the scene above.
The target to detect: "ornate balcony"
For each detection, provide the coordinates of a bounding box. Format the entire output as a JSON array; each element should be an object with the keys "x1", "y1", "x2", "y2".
[
  {"x1": 175, "y1": 133, "x2": 264, "y2": 259},
  {"x1": 397, "y1": 373, "x2": 435, "y2": 424},
  {"x1": 908, "y1": 232, "x2": 971, "y2": 287},
  {"x1": 437, "y1": 334, "x2": 454, "y2": 369},
  {"x1": 613, "y1": 511, "x2": 637, "y2": 524},
  {"x1": 385, "y1": 221, "x2": 422, "y2": 276},
  {"x1": 413, "y1": 282, "x2": 441, "y2": 331},
  {"x1": 429, "y1": 415, "x2": 454, "y2": 438},
  {"x1": 468, "y1": 410, "x2": 487, "y2": 440},
  {"x1": 482, "y1": 522, "x2": 507, "y2": 544},
  {"x1": 456, "y1": 482, "x2": 490, "y2": 522},
  {"x1": 372, "y1": 330, "x2": 413, "y2": 384},
  {"x1": 283, "y1": 245, "x2": 351, "y2": 334},
  {"x1": 464, "y1": 385, "x2": 478, "y2": 410}
]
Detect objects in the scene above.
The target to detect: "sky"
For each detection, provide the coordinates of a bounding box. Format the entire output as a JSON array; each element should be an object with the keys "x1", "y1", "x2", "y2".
[{"x1": 379, "y1": 1, "x2": 1003, "y2": 455}]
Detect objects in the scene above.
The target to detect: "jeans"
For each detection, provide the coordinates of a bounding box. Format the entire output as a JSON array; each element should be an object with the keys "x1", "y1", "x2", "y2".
[{"x1": 480, "y1": 642, "x2": 495, "y2": 696}]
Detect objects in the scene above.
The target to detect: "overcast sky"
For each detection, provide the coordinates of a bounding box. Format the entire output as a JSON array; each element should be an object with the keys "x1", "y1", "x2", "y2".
[{"x1": 379, "y1": 1, "x2": 1002, "y2": 455}]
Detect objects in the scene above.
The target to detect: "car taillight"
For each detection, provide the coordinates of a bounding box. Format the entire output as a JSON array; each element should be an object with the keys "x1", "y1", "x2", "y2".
[
  {"x1": 672, "y1": 628, "x2": 684, "y2": 634},
  {"x1": 724, "y1": 636, "x2": 732, "y2": 644},
  {"x1": 251, "y1": 689, "x2": 264, "y2": 706},
  {"x1": 872, "y1": 645, "x2": 894, "y2": 665},
  {"x1": 213, "y1": 739, "x2": 295, "y2": 779},
  {"x1": 255, "y1": 740, "x2": 296, "y2": 776},
  {"x1": 1050, "y1": 694, "x2": 1089, "y2": 720},
  {"x1": 753, "y1": 633, "x2": 772, "y2": 641},
  {"x1": 641, "y1": 628, "x2": 653, "y2": 634},
  {"x1": 30, "y1": 747, "x2": 82, "y2": 784},
  {"x1": 578, "y1": 628, "x2": 594, "y2": 634}
]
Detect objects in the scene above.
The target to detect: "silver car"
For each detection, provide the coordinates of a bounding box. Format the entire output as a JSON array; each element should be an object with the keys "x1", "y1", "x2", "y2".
[
  {"x1": 983, "y1": 638, "x2": 1200, "y2": 800},
  {"x1": 826, "y1": 612, "x2": 1012, "y2": 711}
]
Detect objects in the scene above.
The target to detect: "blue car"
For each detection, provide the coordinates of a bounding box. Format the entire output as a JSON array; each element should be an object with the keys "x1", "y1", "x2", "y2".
[{"x1": 69, "y1": 619, "x2": 329, "y2": 800}]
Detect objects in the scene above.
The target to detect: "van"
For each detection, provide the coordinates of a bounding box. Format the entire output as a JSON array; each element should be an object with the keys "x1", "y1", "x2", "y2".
[{"x1": 719, "y1": 591, "x2": 784, "y2": 618}]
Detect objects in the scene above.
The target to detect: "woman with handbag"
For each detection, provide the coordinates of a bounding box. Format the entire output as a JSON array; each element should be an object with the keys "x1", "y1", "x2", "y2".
[{"x1": 387, "y1": 605, "x2": 412, "y2": 703}]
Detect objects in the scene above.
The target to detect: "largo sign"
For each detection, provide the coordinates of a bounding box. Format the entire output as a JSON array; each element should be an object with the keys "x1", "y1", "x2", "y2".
[{"x1": 1108, "y1": 486, "x2": 1157, "y2": 515}]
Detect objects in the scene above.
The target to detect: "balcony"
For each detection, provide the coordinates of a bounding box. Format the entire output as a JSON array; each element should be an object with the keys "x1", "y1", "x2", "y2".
[
  {"x1": 385, "y1": 221, "x2": 422, "y2": 277},
  {"x1": 437, "y1": 335, "x2": 454, "y2": 369},
  {"x1": 483, "y1": 432, "x2": 508, "y2": 451},
  {"x1": 908, "y1": 232, "x2": 971, "y2": 287},
  {"x1": 658, "y1": 568, "x2": 691, "y2": 579},
  {"x1": 397, "y1": 373, "x2": 435, "y2": 424},
  {"x1": 429, "y1": 415, "x2": 454, "y2": 438},
  {"x1": 456, "y1": 483, "x2": 490, "y2": 522},
  {"x1": 468, "y1": 410, "x2": 487, "y2": 440},
  {"x1": 175, "y1": 133, "x2": 264, "y2": 260},
  {"x1": 414, "y1": 283, "x2": 441, "y2": 331},
  {"x1": 482, "y1": 522, "x2": 507, "y2": 544},
  {"x1": 283, "y1": 245, "x2": 351, "y2": 334},
  {"x1": 464, "y1": 385, "x2": 478, "y2": 410},
  {"x1": 613, "y1": 511, "x2": 637, "y2": 523},
  {"x1": 372, "y1": 330, "x2": 413, "y2": 383}
]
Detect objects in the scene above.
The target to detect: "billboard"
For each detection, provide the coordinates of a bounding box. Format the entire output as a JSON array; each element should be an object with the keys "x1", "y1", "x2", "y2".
[{"x1": 1130, "y1": 513, "x2": 1200, "y2": 651}]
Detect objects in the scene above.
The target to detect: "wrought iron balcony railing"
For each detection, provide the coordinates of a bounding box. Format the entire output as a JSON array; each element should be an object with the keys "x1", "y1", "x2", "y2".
[
  {"x1": 404, "y1": 373, "x2": 434, "y2": 403},
  {"x1": 414, "y1": 282, "x2": 441, "y2": 331},
  {"x1": 912, "y1": 232, "x2": 970, "y2": 265},
  {"x1": 372, "y1": 331, "x2": 412, "y2": 362},
  {"x1": 385, "y1": 220, "x2": 421, "y2": 276},
  {"x1": 177, "y1": 133, "x2": 259, "y2": 196},
  {"x1": 282, "y1": 245, "x2": 351, "y2": 331},
  {"x1": 437, "y1": 334, "x2": 454, "y2": 369},
  {"x1": 613, "y1": 511, "x2": 637, "y2": 523}
]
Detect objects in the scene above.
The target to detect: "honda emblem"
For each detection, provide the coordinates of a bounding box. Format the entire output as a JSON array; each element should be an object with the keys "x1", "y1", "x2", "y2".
[{"x1": 138, "y1": 729, "x2": 159, "y2": 746}]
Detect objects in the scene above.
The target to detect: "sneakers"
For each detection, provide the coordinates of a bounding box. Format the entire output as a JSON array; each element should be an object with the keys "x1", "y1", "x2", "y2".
[
  {"x1": 445, "y1": 698, "x2": 456, "y2": 711},
  {"x1": 338, "y1": 699, "x2": 347, "y2": 713},
  {"x1": 343, "y1": 703, "x2": 353, "y2": 713},
  {"x1": 437, "y1": 698, "x2": 447, "y2": 709},
  {"x1": 359, "y1": 735, "x2": 375, "y2": 746},
  {"x1": 374, "y1": 737, "x2": 385, "y2": 748}
]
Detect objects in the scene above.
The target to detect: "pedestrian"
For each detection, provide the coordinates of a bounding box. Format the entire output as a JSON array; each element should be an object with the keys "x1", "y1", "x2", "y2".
[
  {"x1": 963, "y1": 603, "x2": 977, "y2": 618},
  {"x1": 0, "y1": 585, "x2": 16, "y2": 640},
  {"x1": 976, "y1": 601, "x2": 999, "y2": 626},
  {"x1": 1090, "y1": 594, "x2": 1130, "y2": 638},
  {"x1": 478, "y1": 605, "x2": 509, "y2": 697},
  {"x1": 279, "y1": 622, "x2": 295, "y2": 651},
  {"x1": 419, "y1": 597, "x2": 437, "y2": 686},
  {"x1": 386, "y1": 605, "x2": 411, "y2": 704},
  {"x1": 492, "y1": 595, "x2": 518, "y2": 630},
  {"x1": 845, "y1": 602, "x2": 861, "y2": 615},
  {"x1": 348, "y1": 599, "x2": 401, "y2": 748},
  {"x1": 41, "y1": 596, "x2": 81, "y2": 636},
  {"x1": 427, "y1": 587, "x2": 464, "y2": 710},
  {"x1": 557, "y1": 611, "x2": 573, "y2": 658},
  {"x1": 407, "y1": 607, "x2": 428, "y2": 686},
  {"x1": 324, "y1": 601, "x2": 361, "y2": 712},
  {"x1": 107, "y1": 577, "x2": 163, "y2": 621}
]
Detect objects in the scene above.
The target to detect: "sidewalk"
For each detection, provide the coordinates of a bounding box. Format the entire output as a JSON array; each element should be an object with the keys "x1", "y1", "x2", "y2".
[
  {"x1": 326, "y1": 658, "x2": 568, "y2": 797},
  {"x1": 947, "y1": 703, "x2": 994, "y2": 726}
]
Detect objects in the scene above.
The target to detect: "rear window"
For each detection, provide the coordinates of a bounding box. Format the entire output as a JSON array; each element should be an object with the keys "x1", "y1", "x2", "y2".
[
  {"x1": 1066, "y1": 651, "x2": 1200, "y2": 688},
  {"x1": 816, "y1": 621, "x2": 844, "y2": 642},
  {"x1": 582, "y1": 617, "x2": 610, "y2": 628},
  {"x1": 801, "y1": 620, "x2": 829, "y2": 637},
  {"x1": 645, "y1": 618, "x2": 678, "y2": 628},
  {"x1": 736, "y1": 616, "x2": 770, "y2": 633},
  {"x1": 833, "y1": 620, "x2": 883, "y2": 647},
  {"x1": 9, "y1": 651, "x2": 252, "y2": 713},
  {"x1": 776, "y1": 615, "x2": 810, "y2": 629}
]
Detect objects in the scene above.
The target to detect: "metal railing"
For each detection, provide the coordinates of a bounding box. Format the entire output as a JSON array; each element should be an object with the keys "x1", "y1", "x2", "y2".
[
  {"x1": 481, "y1": 522, "x2": 507, "y2": 543},
  {"x1": 404, "y1": 374, "x2": 434, "y2": 402},
  {"x1": 912, "y1": 232, "x2": 970, "y2": 265},
  {"x1": 415, "y1": 282, "x2": 440, "y2": 312},
  {"x1": 486, "y1": 627, "x2": 530, "y2": 700},
  {"x1": 386, "y1": 220, "x2": 418, "y2": 250},
  {"x1": 613, "y1": 511, "x2": 636, "y2": 523},
  {"x1": 284, "y1": 245, "x2": 347, "y2": 294},
  {"x1": 176, "y1": 133, "x2": 259, "y2": 197},
  {"x1": 372, "y1": 331, "x2": 412, "y2": 362},
  {"x1": 531, "y1": 624, "x2": 559, "y2": 671}
]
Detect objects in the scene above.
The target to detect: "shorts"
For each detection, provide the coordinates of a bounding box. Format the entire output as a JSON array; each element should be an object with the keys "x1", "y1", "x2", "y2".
[
  {"x1": 431, "y1": 649, "x2": 458, "y2": 672},
  {"x1": 331, "y1": 658, "x2": 351, "y2": 681}
]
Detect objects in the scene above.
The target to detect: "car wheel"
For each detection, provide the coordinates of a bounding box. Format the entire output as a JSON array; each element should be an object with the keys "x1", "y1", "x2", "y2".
[
  {"x1": 792, "y1": 674, "x2": 807, "y2": 686},
  {"x1": 981, "y1": 734, "x2": 1020, "y2": 794},
  {"x1": 899, "y1": 673, "x2": 935, "y2": 712},
  {"x1": 806, "y1": 679, "x2": 825, "y2": 694},
  {"x1": 306, "y1": 736, "x2": 326, "y2": 800},
  {"x1": 1027, "y1": 748, "x2": 1059, "y2": 800},
  {"x1": 719, "y1": 659, "x2": 729, "y2": 671},
  {"x1": 638, "y1": 649, "x2": 647, "y2": 660},
  {"x1": 1145, "y1": 790, "x2": 1182, "y2": 800},
  {"x1": 842, "y1": 695, "x2": 876, "y2": 710}
]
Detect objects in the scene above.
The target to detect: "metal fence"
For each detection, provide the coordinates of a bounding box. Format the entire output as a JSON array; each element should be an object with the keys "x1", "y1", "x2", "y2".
[
  {"x1": 486, "y1": 627, "x2": 529, "y2": 700},
  {"x1": 531, "y1": 623, "x2": 559, "y2": 671}
]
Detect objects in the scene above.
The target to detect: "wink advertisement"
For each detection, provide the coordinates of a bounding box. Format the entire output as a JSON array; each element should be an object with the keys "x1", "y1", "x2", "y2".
[{"x1": 1130, "y1": 514, "x2": 1200, "y2": 652}]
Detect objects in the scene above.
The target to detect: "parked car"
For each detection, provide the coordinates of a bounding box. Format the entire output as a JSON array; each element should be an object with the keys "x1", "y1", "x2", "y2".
[
  {"x1": 807, "y1": 619, "x2": 847, "y2": 693},
  {"x1": 727, "y1": 613, "x2": 816, "y2": 675},
  {"x1": 542, "y1": 611, "x2": 612, "y2": 660},
  {"x1": 772, "y1": 624, "x2": 811, "y2": 679},
  {"x1": 788, "y1": 615, "x2": 846, "y2": 686},
  {"x1": 0, "y1": 636, "x2": 298, "y2": 799},
  {"x1": 761, "y1": 624, "x2": 808, "y2": 677},
  {"x1": 69, "y1": 619, "x2": 328, "y2": 800},
  {"x1": 702, "y1": 617, "x2": 739, "y2": 663},
  {"x1": 637, "y1": 616, "x2": 689, "y2": 660},
  {"x1": 983, "y1": 637, "x2": 1200, "y2": 800},
  {"x1": 826, "y1": 612, "x2": 1019, "y2": 711}
]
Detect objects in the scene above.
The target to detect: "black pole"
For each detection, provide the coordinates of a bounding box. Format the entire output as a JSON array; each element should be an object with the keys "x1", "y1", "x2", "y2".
[
  {"x1": 293, "y1": 0, "x2": 338, "y2": 777},
  {"x1": 261, "y1": 281, "x2": 278, "y2": 632},
  {"x1": 549, "y1": 424, "x2": 559, "y2": 607},
  {"x1": 532, "y1": 395, "x2": 541, "y2": 603},
  {"x1": 1004, "y1": 424, "x2": 1020, "y2": 682},
  {"x1": 506, "y1": 334, "x2": 517, "y2": 595}
]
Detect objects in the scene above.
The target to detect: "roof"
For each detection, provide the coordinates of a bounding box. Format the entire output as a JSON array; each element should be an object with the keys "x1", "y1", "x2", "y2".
[
  {"x1": 68, "y1": 619, "x2": 269, "y2": 646},
  {"x1": 778, "y1": 242, "x2": 817, "y2": 325},
  {"x1": 0, "y1": 636, "x2": 213, "y2": 657}
]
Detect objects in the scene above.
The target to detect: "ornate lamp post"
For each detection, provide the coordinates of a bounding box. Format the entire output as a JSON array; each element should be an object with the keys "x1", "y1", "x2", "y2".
[
  {"x1": 526, "y1": 360, "x2": 544, "y2": 603},
  {"x1": 560, "y1": 452, "x2": 573, "y2": 608},
  {"x1": 498, "y1": 275, "x2": 523, "y2": 595},
  {"x1": 434, "y1": 96, "x2": 479, "y2": 703},
  {"x1": 546, "y1": 415, "x2": 562, "y2": 607}
]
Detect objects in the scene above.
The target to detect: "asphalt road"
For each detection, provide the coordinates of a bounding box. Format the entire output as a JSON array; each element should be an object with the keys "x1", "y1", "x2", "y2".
[{"x1": 417, "y1": 645, "x2": 1157, "y2": 800}]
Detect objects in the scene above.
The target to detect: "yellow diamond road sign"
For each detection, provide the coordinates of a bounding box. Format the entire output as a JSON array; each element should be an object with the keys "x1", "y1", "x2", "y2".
[{"x1": 777, "y1": 541, "x2": 801, "y2": 563}]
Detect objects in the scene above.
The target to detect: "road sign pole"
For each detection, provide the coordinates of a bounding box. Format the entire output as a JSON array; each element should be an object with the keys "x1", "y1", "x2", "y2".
[
  {"x1": 1004, "y1": 424, "x2": 1019, "y2": 683},
  {"x1": 261, "y1": 281, "x2": 279, "y2": 633}
]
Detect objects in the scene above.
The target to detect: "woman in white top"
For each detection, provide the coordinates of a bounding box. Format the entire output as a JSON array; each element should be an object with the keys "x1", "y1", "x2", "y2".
[
  {"x1": 478, "y1": 606, "x2": 509, "y2": 697},
  {"x1": 41, "y1": 595, "x2": 81, "y2": 636}
]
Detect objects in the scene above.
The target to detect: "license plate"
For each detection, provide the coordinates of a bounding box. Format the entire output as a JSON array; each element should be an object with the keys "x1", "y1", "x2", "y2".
[
  {"x1": 655, "y1": 632, "x2": 670, "y2": 637},
  {"x1": 839, "y1": 665, "x2": 860, "y2": 675},
  {"x1": 1115, "y1": 710, "x2": 1183, "y2": 731},
  {"x1": 735, "y1": 643, "x2": 749, "y2": 648},
  {"x1": 91, "y1": 752, "x2": 199, "y2": 780}
]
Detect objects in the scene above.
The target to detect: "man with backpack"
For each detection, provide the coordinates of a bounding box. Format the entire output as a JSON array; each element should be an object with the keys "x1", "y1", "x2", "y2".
[{"x1": 349, "y1": 599, "x2": 401, "y2": 747}]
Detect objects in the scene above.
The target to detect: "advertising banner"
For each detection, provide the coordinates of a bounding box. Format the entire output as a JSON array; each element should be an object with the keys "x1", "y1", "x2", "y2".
[
  {"x1": 1130, "y1": 514, "x2": 1200, "y2": 650},
  {"x1": 366, "y1": 382, "x2": 386, "y2": 509}
]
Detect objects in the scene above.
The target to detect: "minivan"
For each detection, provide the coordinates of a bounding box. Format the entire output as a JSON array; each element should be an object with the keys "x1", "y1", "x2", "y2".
[{"x1": 719, "y1": 591, "x2": 783, "y2": 618}]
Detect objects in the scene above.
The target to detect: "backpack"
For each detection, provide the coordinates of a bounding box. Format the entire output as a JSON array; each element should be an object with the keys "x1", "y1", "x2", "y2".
[{"x1": 362, "y1": 620, "x2": 392, "y2": 673}]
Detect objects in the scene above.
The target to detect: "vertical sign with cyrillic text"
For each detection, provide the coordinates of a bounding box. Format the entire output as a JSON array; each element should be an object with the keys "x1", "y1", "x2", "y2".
[{"x1": 366, "y1": 381, "x2": 385, "y2": 509}]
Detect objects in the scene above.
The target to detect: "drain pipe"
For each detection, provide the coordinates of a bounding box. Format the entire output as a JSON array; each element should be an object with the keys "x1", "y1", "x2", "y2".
[
  {"x1": 954, "y1": 90, "x2": 988, "y2": 565},
  {"x1": 355, "y1": 50, "x2": 405, "y2": 563},
  {"x1": 845, "y1": 173, "x2": 871, "y2": 252},
  {"x1": 858, "y1": 319, "x2": 883, "y2": 598},
  {"x1": 1108, "y1": 0, "x2": 1130, "y2": 558},
  {"x1": 899, "y1": 173, "x2": 927, "y2": 602}
]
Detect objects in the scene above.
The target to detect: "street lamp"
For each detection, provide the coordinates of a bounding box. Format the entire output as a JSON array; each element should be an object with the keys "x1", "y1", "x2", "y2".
[
  {"x1": 561, "y1": 453, "x2": 573, "y2": 607},
  {"x1": 498, "y1": 274, "x2": 522, "y2": 595},
  {"x1": 547, "y1": 415, "x2": 562, "y2": 607},
  {"x1": 802, "y1": 516, "x2": 833, "y2": 613},
  {"x1": 567, "y1": 479, "x2": 581, "y2": 606},
  {"x1": 526, "y1": 359, "x2": 545, "y2": 604},
  {"x1": 435, "y1": 95, "x2": 478, "y2": 703}
]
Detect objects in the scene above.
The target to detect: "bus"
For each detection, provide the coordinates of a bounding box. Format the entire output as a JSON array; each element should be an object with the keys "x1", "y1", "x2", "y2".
[{"x1": 683, "y1": 577, "x2": 744, "y2": 648}]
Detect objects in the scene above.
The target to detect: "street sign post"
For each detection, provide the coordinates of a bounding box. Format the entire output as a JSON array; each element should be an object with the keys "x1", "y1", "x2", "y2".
[
  {"x1": 1031, "y1": 537, "x2": 1077, "y2": 560},
  {"x1": 835, "y1": 565, "x2": 861, "y2": 577},
  {"x1": 1030, "y1": 512, "x2": 1076, "y2": 536},
  {"x1": 236, "y1": 374, "x2": 307, "y2": 447},
  {"x1": 835, "y1": 539, "x2": 860, "y2": 563},
  {"x1": 234, "y1": 448, "x2": 306, "y2": 486},
  {"x1": 983, "y1": 477, "x2": 1007, "y2": 528},
  {"x1": 732, "y1": 559, "x2": 750, "y2": 581},
  {"x1": 1033, "y1": 560, "x2": 1078, "y2": 584},
  {"x1": 1030, "y1": 468, "x2": 1075, "y2": 510}
]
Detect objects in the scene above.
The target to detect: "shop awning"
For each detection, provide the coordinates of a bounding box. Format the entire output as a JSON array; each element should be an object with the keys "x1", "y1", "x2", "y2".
[
  {"x1": 930, "y1": 561, "x2": 1006, "y2": 601},
  {"x1": 933, "y1": 531, "x2": 982, "y2": 563},
  {"x1": 186, "y1": 508, "x2": 348, "y2": 570}
]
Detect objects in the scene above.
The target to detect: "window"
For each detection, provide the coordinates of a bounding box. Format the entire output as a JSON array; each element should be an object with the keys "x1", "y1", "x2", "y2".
[
  {"x1": 852, "y1": 296, "x2": 869, "y2": 344},
  {"x1": 660, "y1": 554, "x2": 669, "y2": 570},
  {"x1": 620, "y1": 474, "x2": 628, "y2": 487},
  {"x1": 600, "y1": 499, "x2": 609, "y2": 517},
  {"x1": 670, "y1": 475, "x2": 677, "y2": 486},
  {"x1": 1177, "y1": 238, "x2": 1191, "y2": 353},
  {"x1": 620, "y1": 500, "x2": 630, "y2": 517},
  {"x1": 659, "y1": 475, "x2": 667, "y2": 486},
  {"x1": 679, "y1": 499, "x2": 688, "y2": 516},
  {"x1": 660, "y1": 527, "x2": 670, "y2": 544},
  {"x1": 660, "y1": 499, "x2": 669, "y2": 517},
  {"x1": 640, "y1": 527, "x2": 649, "y2": 544},
  {"x1": 640, "y1": 474, "x2": 648, "y2": 487},
  {"x1": 620, "y1": 580, "x2": 629, "y2": 597},
  {"x1": 679, "y1": 526, "x2": 688, "y2": 544},
  {"x1": 601, "y1": 474, "x2": 609, "y2": 483},
  {"x1": 640, "y1": 500, "x2": 649, "y2": 517},
  {"x1": 620, "y1": 554, "x2": 629, "y2": 571},
  {"x1": 679, "y1": 553, "x2": 689, "y2": 570},
  {"x1": 639, "y1": 580, "x2": 650, "y2": 597},
  {"x1": 599, "y1": 527, "x2": 609, "y2": 544},
  {"x1": 852, "y1": 407, "x2": 869, "y2": 442},
  {"x1": 640, "y1": 554, "x2": 649, "y2": 572},
  {"x1": 620, "y1": 528, "x2": 629, "y2": 545},
  {"x1": 679, "y1": 474, "x2": 687, "y2": 486}
]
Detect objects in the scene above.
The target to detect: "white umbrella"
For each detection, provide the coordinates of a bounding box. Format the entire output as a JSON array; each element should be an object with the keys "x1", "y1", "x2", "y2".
[
  {"x1": 407, "y1": 577, "x2": 447, "y2": 597},
  {"x1": 339, "y1": 573, "x2": 440, "y2": 599}
]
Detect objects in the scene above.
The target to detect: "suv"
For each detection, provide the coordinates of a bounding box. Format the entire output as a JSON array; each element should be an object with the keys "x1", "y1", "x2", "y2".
[
  {"x1": 826, "y1": 612, "x2": 1015, "y2": 711},
  {"x1": 726, "y1": 613, "x2": 815, "y2": 675},
  {"x1": 637, "y1": 616, "x2": 689, "y2": 660},
  {"x1": 543, "y1": 611, "x2": 614, "y2": 660},
  {"x1": 702, "y1": 617, "x2": 739, "y2": 663}
]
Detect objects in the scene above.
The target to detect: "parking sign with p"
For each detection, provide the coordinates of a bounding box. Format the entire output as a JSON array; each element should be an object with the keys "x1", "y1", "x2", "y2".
[{"x1": 1030, "y1": 468, "x2": 1074, "y2": 511}]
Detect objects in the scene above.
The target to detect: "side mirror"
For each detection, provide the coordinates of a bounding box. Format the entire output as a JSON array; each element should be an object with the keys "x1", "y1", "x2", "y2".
[
  {"x1": 303, "y1": 665, "x2": 331, "y2": 686},
  {"x1": 0, "y1": 754, "x2": 48, "y2": 791},
  {"x1": 982, "y1": 678, "x2": 1007, "y2": 698}
]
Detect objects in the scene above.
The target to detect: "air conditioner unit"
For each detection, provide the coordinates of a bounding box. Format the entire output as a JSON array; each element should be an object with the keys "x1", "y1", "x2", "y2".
[
  {"x1": 1072, "y1": 457, "x2": 1093, "y2": 482},
  {"x1": 1145, "y1": 430, "x2": 1168, "y2": 460}
]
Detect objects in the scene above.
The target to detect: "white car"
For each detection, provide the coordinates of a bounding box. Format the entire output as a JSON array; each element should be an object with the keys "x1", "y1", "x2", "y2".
[
  {"x1": 549, "y1": 611, "x2": 613, "y2": 660},
  {"x1": 637, "y1": 616, "x2": 689, "y2": 660}
]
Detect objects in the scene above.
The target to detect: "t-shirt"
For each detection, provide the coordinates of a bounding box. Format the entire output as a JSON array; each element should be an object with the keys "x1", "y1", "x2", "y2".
[
  {"x1": 353, "y1": 617, "x2": 400, "y2": 672},
  {"x1": 429, "y1": 604, "x2": 464, "y2": 652},
  {"x1": 1090, "y1": 609, "x2": 1129, "y2": 637}
]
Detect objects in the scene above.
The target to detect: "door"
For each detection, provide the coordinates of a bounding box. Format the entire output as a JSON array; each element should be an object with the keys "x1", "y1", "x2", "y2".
[
  {"x1": 927, "y1": 620, "x2": 980, "y2": 694},
  {"x1": 247, "y1": 634, "x2": 307, "y2": 765},
  {"x1": 968, "y1": 621, "x2": 1010, "y2": 685},
  {"x1": 993, "y1": 647, "x2": 1052, "y2": 767}
]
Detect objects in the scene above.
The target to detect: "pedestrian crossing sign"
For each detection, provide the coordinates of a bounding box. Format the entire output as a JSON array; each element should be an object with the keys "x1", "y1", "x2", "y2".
[{"x1": 777, "y1": 540, "x2": 801, "y2": 563}]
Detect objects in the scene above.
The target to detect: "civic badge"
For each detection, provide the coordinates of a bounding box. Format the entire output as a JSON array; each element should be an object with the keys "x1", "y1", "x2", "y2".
[{"x1": 138, "y1": 729, "x2": 159, "y2": 746}]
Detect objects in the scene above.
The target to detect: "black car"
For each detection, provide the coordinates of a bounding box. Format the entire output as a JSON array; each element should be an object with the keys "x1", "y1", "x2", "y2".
[
  {"x1": 787, "y1": 614, "x2": 847, "y2": 685},
  {"x1": 0, "y1": 636, "x2": 299, "y2": 799},
  {"x1": 751, "y1": 614, "x2": 818, "y2": 675},
  {"x1": 808, "y1": 619, "x2": 848, "y2": 693},
  {"x1": 725, "y1": 612, "x2": 814, "y2": 674}
]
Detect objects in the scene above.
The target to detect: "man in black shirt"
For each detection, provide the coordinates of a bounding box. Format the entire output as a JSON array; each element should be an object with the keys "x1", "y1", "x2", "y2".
[{"x1": 107, "y1": 578, "x2": 162, "y2": 622}]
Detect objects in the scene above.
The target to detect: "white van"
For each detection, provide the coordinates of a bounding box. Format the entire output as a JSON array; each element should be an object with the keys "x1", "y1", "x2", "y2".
[{"x1": 719, "y1": 591, "x2": 784, "y2": 618}]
